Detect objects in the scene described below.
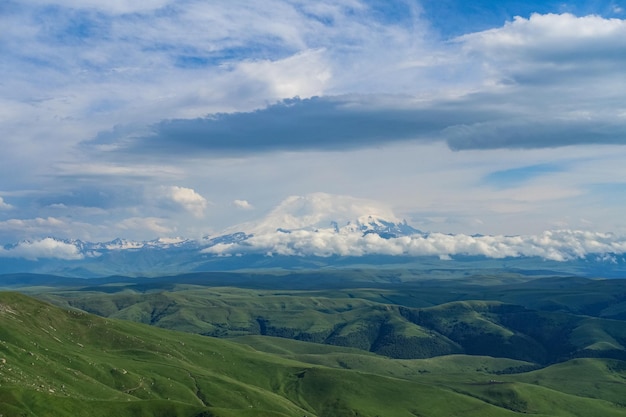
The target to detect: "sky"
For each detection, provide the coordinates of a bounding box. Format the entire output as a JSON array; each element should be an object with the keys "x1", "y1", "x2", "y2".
[{"x1": 1, "y1": 0, "x2": 626, "y2": 247}]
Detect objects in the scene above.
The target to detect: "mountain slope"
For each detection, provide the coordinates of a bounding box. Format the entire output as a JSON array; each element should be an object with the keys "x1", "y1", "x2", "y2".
[
  {"x1": 36, "y1": 275, "x2": 626, "y2": 363},
  {"x1": 0, "y1": 292, "x2": 307, "y2": 416},
  {"x1": 2, "y1": 292, "x2": 626, "y2": 416}
]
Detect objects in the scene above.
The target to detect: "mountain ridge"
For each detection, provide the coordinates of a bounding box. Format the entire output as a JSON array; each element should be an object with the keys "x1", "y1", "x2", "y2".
[{"x1": 2, "y1": 193, "x2": 626, "y2": 277}]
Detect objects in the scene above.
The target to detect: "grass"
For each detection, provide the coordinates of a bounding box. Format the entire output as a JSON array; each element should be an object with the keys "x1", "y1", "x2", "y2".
[
  {"x1": 1, "y1": 292, "x2": 626, "y2": 416},
  {"x1": 3, "y1": 271, "x2": 626, "y2": 416},
  {"x1": 28, "y1": 275, "x2": 626, "y2": 364},
  {"x1": 0, "y1": 293, "x2": 626, "y2": 417}
]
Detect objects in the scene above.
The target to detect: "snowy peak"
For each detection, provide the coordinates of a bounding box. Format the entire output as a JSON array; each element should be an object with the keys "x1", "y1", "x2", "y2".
[
  {"x1": 1, "y1": 236, "x2": 200, "y2": 262},
  {"x1": 196, "y1": 193, "x2": 424, "y2": 257},
  {"x1": 233, "y1": 193, "x2": 414, "y2": 236},
  {"x1": 76, "y1": 237, "x2": 194, "y2": 251},
  {"x1": 70, "y1": 194, "x2": 420, "y2": 254},
  {"x1": 4, "y1": 193, "x2": 626, "y2": 278},
  {"x1": 356, "y1": 216, "x2": 421, "y2": 239}
]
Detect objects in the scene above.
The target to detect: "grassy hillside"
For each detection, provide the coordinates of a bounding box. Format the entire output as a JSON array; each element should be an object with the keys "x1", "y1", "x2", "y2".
[
  {"x1": 0, "y1": 292, "x2": 310, "y2": 417},
  {"x1": 37, "y1": 278, "x2": 626, "y2": 363},
  {"x1": 2, "y1": 292, "x2": 626, "y2": 416}
]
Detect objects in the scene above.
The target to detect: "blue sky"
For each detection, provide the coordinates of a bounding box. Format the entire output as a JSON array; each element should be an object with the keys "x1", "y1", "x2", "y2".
[
  {"x1": 1, "y1": 0, "x2": 626, "y2": 249},
  {"x1": 422, "y1": 0, "x2": 625, "y2": 36}
]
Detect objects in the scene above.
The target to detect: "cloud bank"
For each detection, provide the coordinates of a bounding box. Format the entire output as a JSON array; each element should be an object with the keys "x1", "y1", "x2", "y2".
[
  {"x1": 198, "y1": 193, "x2": 626, "y2": 262},
  {"x1": 0, "y1": 238, "x2": 83, "y2": 261},
  {"x1": 204, "y1": 228, "x2": 626, "y2": 262},
  {"x1": 3, "y1": 192, "x2": 626, "y2": 264}
]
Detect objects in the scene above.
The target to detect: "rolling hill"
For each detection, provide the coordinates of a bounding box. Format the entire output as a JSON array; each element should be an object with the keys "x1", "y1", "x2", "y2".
[
  {"x1": 2, "y1": 292, "x2": 626, "y2": 416},
  {"x1": 26, "y1": 272, "x2": 626, "y2": 363}
]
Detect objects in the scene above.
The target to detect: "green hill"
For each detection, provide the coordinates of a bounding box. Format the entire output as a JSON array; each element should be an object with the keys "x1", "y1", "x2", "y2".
[
  {"x1": 40, "y1": 282, "x2": 626, "y2": 363},
  {"x1": 1, "y1": 292, "x2": 626, "y2": 416}
]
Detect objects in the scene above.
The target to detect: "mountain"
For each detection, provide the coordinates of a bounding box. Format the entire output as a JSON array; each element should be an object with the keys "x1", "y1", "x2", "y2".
[
  {"x1": 227, "y1": 193, "x2": 416, "y2": 233},
  {"x1": 2, "y1": 193, "x2": 626, "y2": 277}
]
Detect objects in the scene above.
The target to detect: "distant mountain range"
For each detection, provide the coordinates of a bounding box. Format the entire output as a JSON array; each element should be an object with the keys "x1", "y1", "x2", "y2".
[{"x1": 1, "y1": 193, "x2": 626, "y2": 278}]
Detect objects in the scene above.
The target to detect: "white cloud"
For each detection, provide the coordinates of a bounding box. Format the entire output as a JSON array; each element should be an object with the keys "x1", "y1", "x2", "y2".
[
  {"x1": 0, "y1": 197, "x2": 13, "y2": 210},
  {"x1": 55, "y1": 162, "x2": 184, "y2": 178},
  {"x1": 235, "y1": 49, "x2": 332, "y2": 99},
  {"x1": 458, "y1": 13, "x2": 626, "y2": 86},
  {"x1": 204, "y1": 226, "x2": 626, "y2": 262},
  {"x1": 232, "y1": 199, "x2": 254, "y2": 210},
  {"x1": 0, "y1": 217, "x2": 67, "y2": 232},
  {"x1": 92, "y1": 12, "x2": 626, "y2": 157},
  {"x1": 201, "y1": 193, "x2": 626, "y2": 261},
  {"x1": 0, "y1": 216, "x2": 107, "y2": 243},
  {"x1": 22, "y1": 0, "x2": 172, "y2": 14},
  {"x1": 460, "y1": 13, "x2": 626, "y2": 46},
  {"x1": 0, "y1": 238, "x2": 83, "y2": 261},
  {"x1": 117, "y1": 217, "x2": 174, "y2": 235},
  {"x1": 163, "y1": 186, "x2": 208, "y2": 218}
]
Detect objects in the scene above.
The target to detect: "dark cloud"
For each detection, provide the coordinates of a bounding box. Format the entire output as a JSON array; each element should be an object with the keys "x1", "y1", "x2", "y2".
[
  {"x1": 88, "y1": 96, "x2": 474, "y2": 155},
  {"x1": 87, "y1": 93, "x2": 626, "y2": 156},
  {"x1": 445, "y1": 118, "x2": 626, "y2": 150},
  {"x1": 35, "y1": 185, "x2": 145, "y2": 213}
]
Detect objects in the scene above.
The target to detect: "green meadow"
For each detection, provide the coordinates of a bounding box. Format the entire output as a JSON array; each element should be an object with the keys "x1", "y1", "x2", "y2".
[{"x1": 1, "y1": 270, "x2": 626, "y2": 416}]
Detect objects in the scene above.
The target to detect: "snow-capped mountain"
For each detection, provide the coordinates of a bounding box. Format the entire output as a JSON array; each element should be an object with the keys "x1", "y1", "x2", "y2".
[
  {"x1": 2, "y1": 193, "x2": 626, "y2": 278},
  {"x1": 223, "y1": 193, "x2": 414, "y2": 235},
  {"x1": 200, "y1": 193, "x2": 422, "y2": 257},
  {"x1": 0, "y1": 194, "x2": 416, "y2": 254},
  {"x1": 86, "y1": 237, "x2": 196, "y2": 251}
]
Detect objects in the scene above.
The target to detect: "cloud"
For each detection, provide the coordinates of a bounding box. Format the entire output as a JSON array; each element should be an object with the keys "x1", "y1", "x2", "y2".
[
  {"x1": 0, "y1": 238, "x2": 83, "y2": 261},
  {"x1": 22, "y1": 0, "x2": 171, "y2": 14},
  {"x1": 35, "y1": 186, "x2": 136, "y2": 210},
  {"x1": 233, "y1": 199, "x2": 254, "y2": 210},
  {"x1": 204, "y1": 226, "x2": 626, "y2": 262},
  {"x1": 90, "y1": 94, "x2": 625, "y2": 157},
  {"x1": 87, "y1": 95, "x2": 471, "y2": 155},
  {"x1": 235, "y1": 49, "x2": 331, "y2": 99},
  {"x1": 80, "y1": 13, "x2": 625, "y2": 157},
  {"x1": 3, "y1": 3, "x2": 626, "y2": 246},
  {"x1": 458, "y1": 13, "x2": 626, "y2": 75},
  {"x1": 0, "y1": 216, "x2": 108, "y2": 243},
  {"x1": 0, "y1": 197, "x2": 13, "y2": 210},
  {"x1": 201, "y1": 193, "x2": 626, "y2": 260},
  {"x1": 116, "y1": 217, "x2": 174, "y2": 235},
  {"x1": 0, "y1": 217, "x2": 68, "y2": 234},
  {"x1": 443, "y1": 118, "x2": 626, "y2": 150},
  {"x1": 162, "y1": 186, "x2": 208, "y2": 218}
]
